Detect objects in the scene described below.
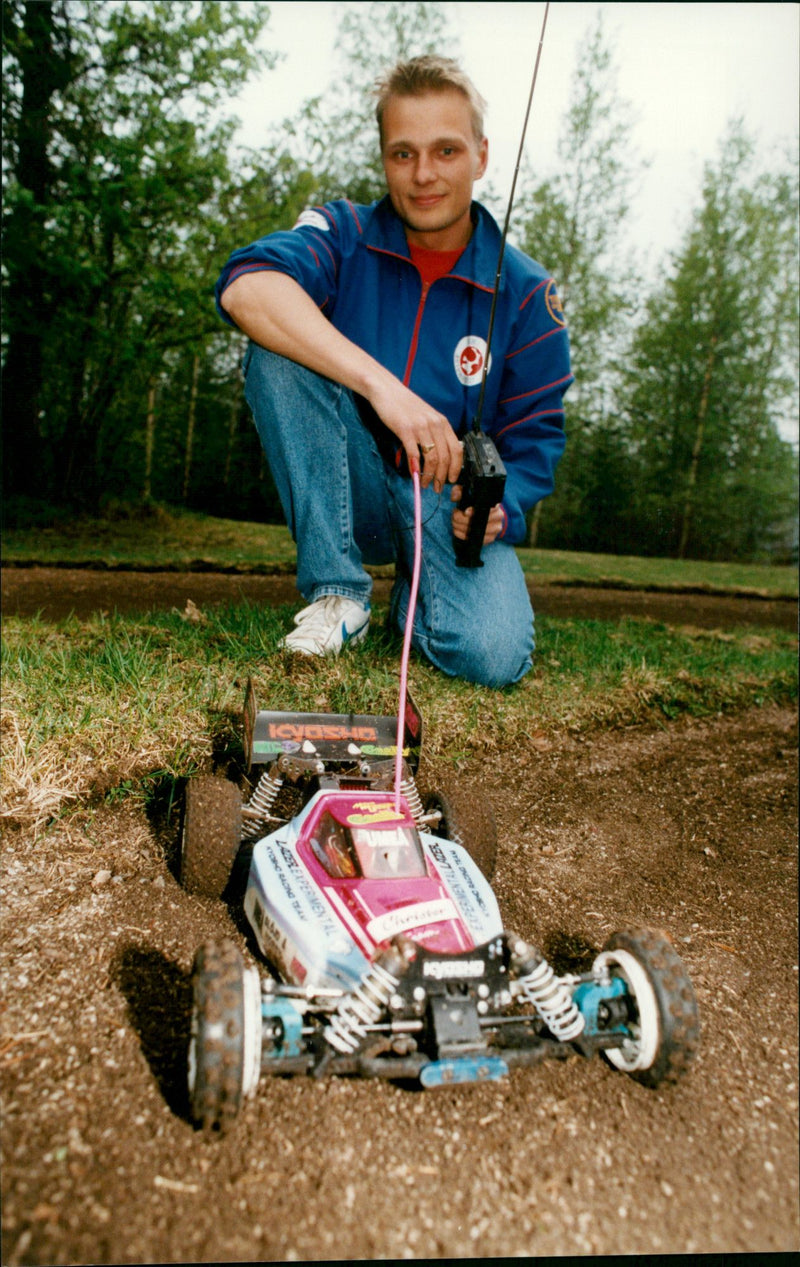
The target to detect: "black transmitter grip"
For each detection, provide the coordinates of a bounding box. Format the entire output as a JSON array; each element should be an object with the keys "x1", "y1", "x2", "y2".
[{"x1": 454, "y1": 431, "x2": 507, "y2": 568}]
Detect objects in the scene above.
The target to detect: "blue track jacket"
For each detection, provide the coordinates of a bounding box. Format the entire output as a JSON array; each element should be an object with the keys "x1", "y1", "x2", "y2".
[{"x1": 215, "y1": 196, "x2": 573, "y2": 545}]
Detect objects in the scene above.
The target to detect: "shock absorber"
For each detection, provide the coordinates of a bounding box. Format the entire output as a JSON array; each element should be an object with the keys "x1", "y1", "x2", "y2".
[
  {"x1": 510, "y1": 937, "x2": 585, "y2": 1042},
  {"x1": 241, "y1": 766, "x2": 284, "y2": 840},
  {"x1": 398, "y1": 773, "x2": 425, "y2": 827},
  {"x1": 323, "y1": 941, "x2": 410, "y2": 1054}
]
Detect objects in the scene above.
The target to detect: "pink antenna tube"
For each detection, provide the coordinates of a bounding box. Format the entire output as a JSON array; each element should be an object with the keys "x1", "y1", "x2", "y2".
[{"x1": 394, "y1": 468, "x2": 422, "y2": 810}]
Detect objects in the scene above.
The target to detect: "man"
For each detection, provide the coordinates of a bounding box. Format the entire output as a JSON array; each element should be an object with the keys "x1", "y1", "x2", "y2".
[{"x1": 216, "y1": 55, "x2": 572, "y2": 687}]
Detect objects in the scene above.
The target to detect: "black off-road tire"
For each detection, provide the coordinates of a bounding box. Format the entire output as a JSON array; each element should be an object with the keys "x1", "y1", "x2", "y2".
[
  {"x1": 424, "y1": 785, "x2": 498, "y2": 880},
  {"x1": 596, "y1": 927, "x2": 700, "y2": 1089},
  {"x1": 180, "y1": 775, "x2": 242, "y2": 898},
  {"x1": 188, "y1": 939, "x2": 262, "y2": 1132}
]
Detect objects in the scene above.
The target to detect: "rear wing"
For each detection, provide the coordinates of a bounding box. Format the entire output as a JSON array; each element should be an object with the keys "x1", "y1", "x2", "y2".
[{"x1": 243, "y1": 679, "x2": 422, "y2": 774}]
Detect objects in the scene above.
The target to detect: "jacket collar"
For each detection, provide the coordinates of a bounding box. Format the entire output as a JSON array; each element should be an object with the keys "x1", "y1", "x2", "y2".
[{"x1": 363, "y1": 196, "x2": 503, "y2": 292}]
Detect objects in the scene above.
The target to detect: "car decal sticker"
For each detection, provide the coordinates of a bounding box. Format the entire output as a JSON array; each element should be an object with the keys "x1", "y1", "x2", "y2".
[{"x1": 366, "y1": 898, "x2": 458, "y2": 943}]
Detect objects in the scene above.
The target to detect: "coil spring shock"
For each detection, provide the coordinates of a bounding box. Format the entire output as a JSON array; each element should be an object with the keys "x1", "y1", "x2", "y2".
[
  {"x1": 324, "y1": 943, "x2": 408, "y2": 1054},
  {"x1": 511, "y1": 939, "x2": 585, "y2": 1042},
  {"x1": 399, "y1": 774, "x2": 425, "y2": 827},
  {"x1": 241, "y1": 768, "x2": 284, "y2": 839}
]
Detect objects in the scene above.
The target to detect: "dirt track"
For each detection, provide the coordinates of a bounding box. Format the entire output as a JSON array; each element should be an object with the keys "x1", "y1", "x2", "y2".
[
  {"x1": 2, "y1": 564, "x2": 798, "y2": 630},
  {"x1": 1, "y1": 569, "x2": 798, "y2": 1262}
]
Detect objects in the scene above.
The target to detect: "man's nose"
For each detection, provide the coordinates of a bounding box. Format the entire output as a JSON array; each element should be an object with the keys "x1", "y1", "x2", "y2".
[{"x1": 414, "y1": 152, "x2": 436, "y2": 183}]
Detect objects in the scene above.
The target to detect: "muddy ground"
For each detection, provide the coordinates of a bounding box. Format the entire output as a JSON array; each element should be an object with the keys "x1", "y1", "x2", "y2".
[
  {"x1": 1, "y1": 569, "x2": 798, "y2": 1263},
  {"x1": 2, "y1": 563, "x2": 798, "y2": 630}
]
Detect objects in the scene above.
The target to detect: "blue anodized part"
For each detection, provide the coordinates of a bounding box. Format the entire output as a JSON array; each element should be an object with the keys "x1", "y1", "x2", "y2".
[
  {"x1": 262, "y1": 997, "x2": 305, "y2": 1058},
  {"x1": 572, "y1": 974, "x2": 628, "y2": 1037},
  {"x1": 419, "y1": 1056, "x2": 509, "y2": 1088}
]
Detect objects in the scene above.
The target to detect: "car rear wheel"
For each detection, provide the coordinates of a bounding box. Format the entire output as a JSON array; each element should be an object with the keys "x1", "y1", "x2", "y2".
[
  {"x1": 188, "y1": 938, "x2": 262, "y2": 1132},
  {"x1": 180, "y1": 775, "x2": 241, "y2": 898},
  {"x1": 424, "y1": 784, "x2": 498, "y2": 880}
]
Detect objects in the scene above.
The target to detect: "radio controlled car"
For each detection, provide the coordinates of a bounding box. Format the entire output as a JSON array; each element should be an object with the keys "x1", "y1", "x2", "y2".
[{"x1": 181, "y1": 681, "x2": 700, "y2": 1132}]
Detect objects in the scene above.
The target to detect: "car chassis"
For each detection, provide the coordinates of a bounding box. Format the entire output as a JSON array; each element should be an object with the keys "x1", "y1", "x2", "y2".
[{"x1": 182, "y1": 682, "x2": 700, "y2": 1132}]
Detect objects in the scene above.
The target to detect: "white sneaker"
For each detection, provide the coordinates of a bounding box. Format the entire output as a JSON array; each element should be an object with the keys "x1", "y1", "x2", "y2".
[{"x1": 280, "y1": 595, "x2": 370, "y2": 656}]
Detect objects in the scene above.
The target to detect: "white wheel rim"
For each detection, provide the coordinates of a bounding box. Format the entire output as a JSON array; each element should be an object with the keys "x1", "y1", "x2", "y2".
[
  {"x1": 593, "y1": 948, "x2": 660, "y2": 1072},
  {"x1": 187, "y1": 1001, "x2": 199, "y2": 1095},
  {"x1": 241, "y1": 964, "x2": 263, "y2": 1098}
]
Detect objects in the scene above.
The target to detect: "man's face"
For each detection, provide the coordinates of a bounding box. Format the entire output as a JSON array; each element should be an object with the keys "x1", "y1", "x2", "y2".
[{"x1": 381, "y1": 89, "x2": 488, "y2": 251}]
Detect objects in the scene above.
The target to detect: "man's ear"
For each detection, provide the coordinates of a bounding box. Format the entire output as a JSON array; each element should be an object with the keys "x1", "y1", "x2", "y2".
[{"x1": 475, "y1": 136, "x2": 489, "y2": 180}]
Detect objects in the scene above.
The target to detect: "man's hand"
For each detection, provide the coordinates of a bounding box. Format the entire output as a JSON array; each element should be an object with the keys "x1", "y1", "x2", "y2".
[
  {"x1": 450, "y1": 484, "x2": 504, "y2": 545},
  {"x1": 368, "y1": 378, "x2": 463, "y2": 492},
  {"x1": 221, "y1": 271, "x2": 463, "y2": 493}
]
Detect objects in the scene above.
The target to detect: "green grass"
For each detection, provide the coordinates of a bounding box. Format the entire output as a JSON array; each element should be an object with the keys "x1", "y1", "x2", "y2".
[
  {"x1": 516, "y1": 547, "x2": 799, "y2": 597},
  {"x1": 1, "y1": 504, "x2": 299, "y2": 572},
  {"x1": 2, "y1": 599, "x2": 796, "y2": 830},
  {"x1": 2, "y1": 504, "x2": 797, "y2": 597}
]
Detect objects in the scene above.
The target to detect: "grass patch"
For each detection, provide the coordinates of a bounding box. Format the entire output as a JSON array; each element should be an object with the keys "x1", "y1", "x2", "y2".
[
  {"x1": 2, "y1": 601, "x2": 796, "y2": 830},
  {"x1": 2, "y1": 503, "x2": 797, "y2": 597},
  {"x1": 2, "y1": 504, "x2": 299, "y2": 573},
  {"x1": 516, "y1": 546, "x2": 799, "y2": 597}
]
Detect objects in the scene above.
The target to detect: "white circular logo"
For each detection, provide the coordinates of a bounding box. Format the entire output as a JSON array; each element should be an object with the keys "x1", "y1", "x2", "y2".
[{"x1": 454, "y1": 336, "x2": 491, "y2": 387}]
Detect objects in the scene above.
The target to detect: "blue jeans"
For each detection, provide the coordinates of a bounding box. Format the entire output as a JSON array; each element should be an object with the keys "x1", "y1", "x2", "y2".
[{"x1": 243, "y1": 344, "x2": 534, "y2": 687}]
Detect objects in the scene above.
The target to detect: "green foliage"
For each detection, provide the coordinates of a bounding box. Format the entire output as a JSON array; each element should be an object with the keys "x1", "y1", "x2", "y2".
[
  {"x1": 518, "y1": 17, "x2": 798, "y2": 565},
  {"x1": 519, "y1": 12, "x2": 644, "y2": 402},
  {"x1": 517, "y1": 13, "x2": 647, "y2": 554},
  {"x1": 1, "y1": 0, "x2": 294, "y2": 511},
  {"x1": 2, "y1": 2, "x2": 796, "y2": 565},
  {"x1": 275, "y1": 1, "x2": 455, "y2": 205},
  {"x1": 620, "y1": 123, "x2": 799, "y2": 560}
]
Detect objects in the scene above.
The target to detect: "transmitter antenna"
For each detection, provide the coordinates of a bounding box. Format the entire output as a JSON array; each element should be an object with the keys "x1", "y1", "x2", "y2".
[{"x1": 473, "y1": 1, "x2": 550, "y2": 433}]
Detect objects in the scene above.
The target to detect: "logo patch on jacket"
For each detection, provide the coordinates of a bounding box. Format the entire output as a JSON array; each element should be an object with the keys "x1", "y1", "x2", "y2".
[
  {"x1": 293, "y1": 208, "x2": 330, "y2": 232},
  {"x1": 454, "y1": 335, "x2": 492, "y2": 386},
  {"x1": 544, "y1": 279, "x2": 565, "y2": 326}
]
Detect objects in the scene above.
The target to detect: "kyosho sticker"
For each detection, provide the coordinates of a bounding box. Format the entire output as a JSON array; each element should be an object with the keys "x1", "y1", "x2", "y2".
[
  {"x1": 422, "y1": 958, "x2": 485, "y2": 980},
  {"x1": 454, "y1": 335, "x2": 492, "y2": 387},
  {"x1": 367, "y1": 899, "x2": 457, "y2": 943},
  {"x1": 267, "y1": 722, "x2": 378, "y2": 742}
]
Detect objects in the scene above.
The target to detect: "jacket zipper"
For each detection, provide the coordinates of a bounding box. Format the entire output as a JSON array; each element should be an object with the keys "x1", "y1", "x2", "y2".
[{"x1": 402, "y1": 279, "x2": 430, "y2": 385}]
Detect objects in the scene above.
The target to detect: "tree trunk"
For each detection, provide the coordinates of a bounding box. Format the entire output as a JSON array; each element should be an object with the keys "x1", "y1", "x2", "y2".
[
  {"x1": 527, "y1": 501, "x2": 543, "y2": 548},
  {"x1": 143, "y1": 379, "x2": 157, "y2": 501},
  {"x1": 182, "y1": 354, "x2": 200, "y2": 503},
  {"x1": 1, "y1": 1, "x2": 63, "y2": 499},
  {"x1": 678, "y1": 332, "x2": 718, "y2": 559},
  {"x1": 223, "y1": 387, "x2": 240, "y2": 493}
]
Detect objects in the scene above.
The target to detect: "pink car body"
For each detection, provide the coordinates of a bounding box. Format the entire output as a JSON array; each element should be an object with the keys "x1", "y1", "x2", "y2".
[{"x1": 244, "y1": 787, "x2": 503, "y2": 992}]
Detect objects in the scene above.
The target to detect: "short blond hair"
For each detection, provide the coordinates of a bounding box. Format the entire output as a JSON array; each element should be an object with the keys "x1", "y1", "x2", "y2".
[{"x1": 374, "y1": 55, "x2": 487, "y2": 145}]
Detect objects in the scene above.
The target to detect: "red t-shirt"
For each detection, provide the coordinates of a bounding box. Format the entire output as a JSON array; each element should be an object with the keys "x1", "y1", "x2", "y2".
[{"x1": 409, "y1": 243, "x2": 465, "y2": 285}]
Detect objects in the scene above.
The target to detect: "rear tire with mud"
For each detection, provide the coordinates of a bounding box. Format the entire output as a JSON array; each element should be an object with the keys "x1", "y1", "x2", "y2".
[
  {"x1": 424, "y1": 785, "x2": 498, "y2": 880},
  {"x1": 594, "y1": 927, "x2": 700, "y2": 1088},
  {"x1": 180, "y1": 775, "x2": 241, "y2": 898},
  {"x1": 187, "y1": 938, "x2": 262, "y2": 1132}
]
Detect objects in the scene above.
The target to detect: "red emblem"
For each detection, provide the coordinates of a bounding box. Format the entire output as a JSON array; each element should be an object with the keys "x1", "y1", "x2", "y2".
[{"x1": 459, "y1": 345, "x2": 484, "y2": 377}]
